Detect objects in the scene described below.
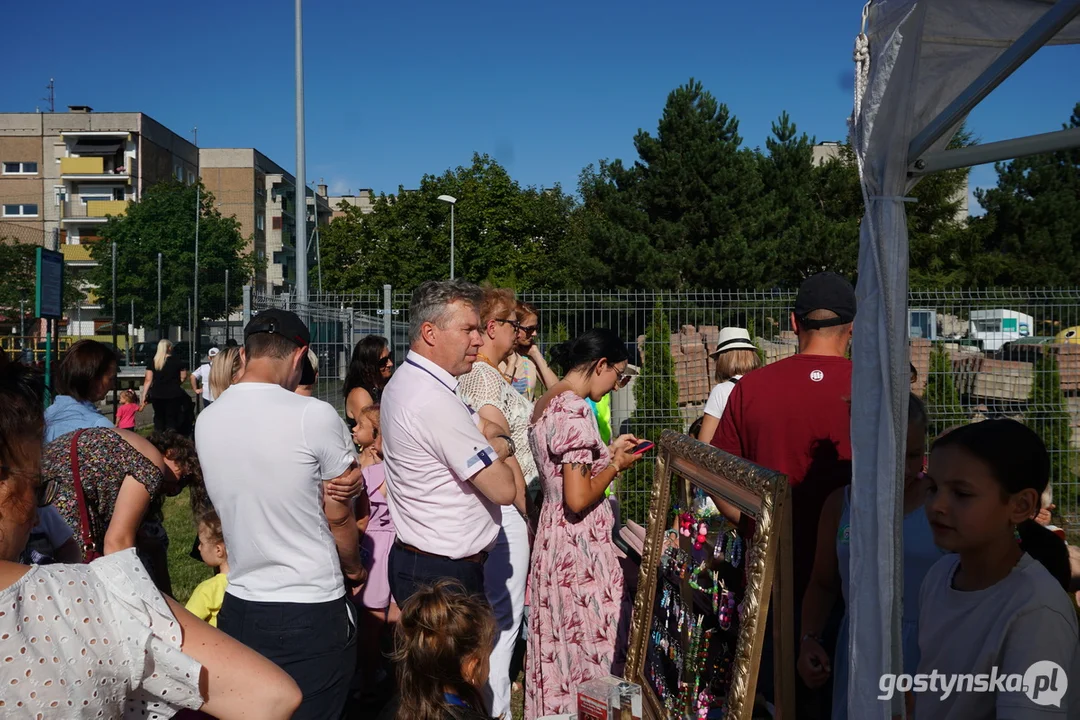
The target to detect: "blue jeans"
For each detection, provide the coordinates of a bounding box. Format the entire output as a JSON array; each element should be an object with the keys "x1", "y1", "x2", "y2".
[
  {"x1": 387, "y1": 541, "x2": 487, "y2": 606},
  {"x1": 218, "y1": 594, "x2": 356, "y2": 720}
]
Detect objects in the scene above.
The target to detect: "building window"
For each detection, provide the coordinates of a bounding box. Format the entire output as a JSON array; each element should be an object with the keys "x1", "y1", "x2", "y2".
[
  {"x1": 188, "y1": 171, "x2": 196, "y2": 184},
  {"x1": 175, "y1": 166, "x2": 184, "y2": 182},
  {"x1": 256, "y1": 214, "x2": 265, "y2": 230},
  {"x1": 2, "y1": 204, "x2": 39, "y2": 217},
  {"x1": 2, "y1": 161, "x2": 38, "y2": 174}
]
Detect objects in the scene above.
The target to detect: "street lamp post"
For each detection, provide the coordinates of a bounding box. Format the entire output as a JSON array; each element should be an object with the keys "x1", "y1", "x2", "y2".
[
  {"x1": 157, "y1": 252, "x2": 162, "y2": 338},
  {"x1": 437, "y1": 195, "x2": 457, "y2": 280}
]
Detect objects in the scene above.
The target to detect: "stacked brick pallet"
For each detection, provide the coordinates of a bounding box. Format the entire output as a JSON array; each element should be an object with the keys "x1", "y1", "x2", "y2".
[
  {"x1": 673, "y1": 326, "x2": 710, "y2": 406},
  {"x1": 910, "y1": 338, "x2": 931, "y2": 396}
]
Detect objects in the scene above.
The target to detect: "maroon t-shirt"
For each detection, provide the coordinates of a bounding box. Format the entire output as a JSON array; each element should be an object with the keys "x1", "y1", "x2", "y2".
[{"x1": 712, "y1": 353, "x2": 852, "y2": 605}]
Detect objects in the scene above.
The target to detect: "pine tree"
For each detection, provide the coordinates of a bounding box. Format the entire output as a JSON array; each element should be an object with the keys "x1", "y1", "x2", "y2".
[
  {"x1": 924, "y1": 346, "x2": 964, "y2": 438},
  {"x1": 578, "y1": 79, "x2": 768, "y2": 290},
  {"x1": 1029, "y1": 351, "x2": 1075, "y2": 506},
  {"x1": 623, "y1": 307, "x2": 683, "y2": 523},
  {"x1": 974, "y1": 104, "x2": 1080, "y2": 285}
]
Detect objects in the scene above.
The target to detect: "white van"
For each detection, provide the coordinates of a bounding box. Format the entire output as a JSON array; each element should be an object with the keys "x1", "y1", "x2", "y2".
[{"x1": 968, "y1": 309, "x2": 1033, "y2": 352}]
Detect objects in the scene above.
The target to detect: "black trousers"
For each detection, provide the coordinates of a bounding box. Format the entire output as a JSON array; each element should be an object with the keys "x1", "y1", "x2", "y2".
[
  {"x1": 218, "y1": 594, "x2": 357, "y2": 720},
  {"x1": 387, "y1": 542, "x2": 486, "y2": 607},
  {"x1": 151, "y1": 396, "x2": 188, "y2": 434}
]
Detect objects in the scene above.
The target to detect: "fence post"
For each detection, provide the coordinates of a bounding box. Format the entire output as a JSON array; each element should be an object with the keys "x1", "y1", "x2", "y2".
[
  {"x1": 382, "y1": 284, "x2": 392, "y2": 339},
  {"x1": 341, "y1": 308, "x2": 354, "y2": 380},
  {"x1": 242, "y1": 284, "x2": 252, "y2": 328},
  {"x1": 282, "y1": 293, "x2": 292, "y2": 312}
]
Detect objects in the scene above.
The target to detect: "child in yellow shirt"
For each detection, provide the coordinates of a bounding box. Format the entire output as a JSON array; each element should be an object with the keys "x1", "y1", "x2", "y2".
[{"x1": 185, "y1": 508, "x2": 229, "y2": 627}]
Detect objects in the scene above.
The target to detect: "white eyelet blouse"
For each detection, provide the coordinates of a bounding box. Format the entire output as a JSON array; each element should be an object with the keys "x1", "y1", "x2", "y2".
[{"x1": 0, "y1": 549, "x2": 203, "y2": 719}]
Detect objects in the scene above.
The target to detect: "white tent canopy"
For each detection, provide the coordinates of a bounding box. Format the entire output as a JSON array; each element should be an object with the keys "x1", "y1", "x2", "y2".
[{"x1": 848, "y1": 1, "x2": 1080, "y2": 717}]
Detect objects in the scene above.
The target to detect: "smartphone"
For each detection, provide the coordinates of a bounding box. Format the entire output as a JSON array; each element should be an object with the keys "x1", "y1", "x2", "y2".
[{"x1": 632, "y1": 440, "x2": 655, "y2": 455}]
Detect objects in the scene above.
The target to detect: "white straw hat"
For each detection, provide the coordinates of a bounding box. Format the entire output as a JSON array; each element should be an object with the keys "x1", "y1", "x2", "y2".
[{"x1": 710, "y1": 327, "x2": 756, "y2": 357}]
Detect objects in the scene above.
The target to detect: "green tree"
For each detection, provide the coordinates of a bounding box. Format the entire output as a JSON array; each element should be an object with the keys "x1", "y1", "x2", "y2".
[
  {"x1": 758, "y1": 113, "x2": 861, "y2": 285},
  {"x1": 907, "y1": 126, "x2": 979, "y2": 289},
  {"x1": 0, "y1": 240, "x2": 84, "y2": 319},
  {"x1": 973, "y1": 104, "x2": 1080, "y2": 286},
  {"x1": 1029, "y1": 351, "x2": 1075, "y2": 506},
  {"x1": 578, "y1": 79, "x2": 768, "y2": 290},
  {"x1": 924, "y1": 346, "x2": 964, "y2": 437},
  {"x1": 88, "y1": 181, "x2": 255, "y2": 329},
  {"x1": 623, "y1": 307, "x2": 683, "y2": 523},
  {"x1": 319, "y1": 154, "x2": 587, "y2": 293}
]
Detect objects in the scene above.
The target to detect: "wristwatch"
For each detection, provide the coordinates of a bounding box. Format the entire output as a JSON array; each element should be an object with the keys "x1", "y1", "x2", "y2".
[{"x1": 496, "y1": 434, "x2": 516, "y2": 457}]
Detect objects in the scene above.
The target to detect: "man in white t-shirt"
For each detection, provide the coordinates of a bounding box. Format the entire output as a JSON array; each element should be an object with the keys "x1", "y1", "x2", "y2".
[
  {"x1": 195, "y1": 309, "x2": 364, "y2": 720},
  {"x1": 381, "y1": 280, "x2": 517, "y2": 605},
  {"x1": 190, "y1": 346, "x2": 218, "y2": 408}
]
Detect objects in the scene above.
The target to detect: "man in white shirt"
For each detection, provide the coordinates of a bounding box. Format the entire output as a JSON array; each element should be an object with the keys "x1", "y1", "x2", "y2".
[
  {"x1": 195, "y1": 309, "x2": 364, "y2": 720},
  {"x1": 190, "y1": 346, "x2": 218, "y2": 409},
  {"x1": 382, "y1": 279, "x2": 517, "y2": 604}
]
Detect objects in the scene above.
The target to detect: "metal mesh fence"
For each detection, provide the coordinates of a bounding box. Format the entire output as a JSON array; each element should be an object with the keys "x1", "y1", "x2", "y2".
[{"x1": 250, "y1": 287, "x2": 1080, "y2": 525}]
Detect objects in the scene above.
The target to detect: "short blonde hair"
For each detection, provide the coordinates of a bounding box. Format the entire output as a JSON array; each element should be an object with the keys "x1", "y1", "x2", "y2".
[
  {"x1": 480, "y1": 288, "x2": 517, "y2": 324},
  {"x1": 209, "y1": 346, "x2": 242, "y2": 399},
  {"x1": 714, "y1": 348, "x2": 762, "y2": 383}
]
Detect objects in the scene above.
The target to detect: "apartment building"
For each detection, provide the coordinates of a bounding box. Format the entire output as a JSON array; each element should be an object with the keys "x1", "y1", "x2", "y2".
[
  {"x1": 0, "y1": 107, "x2": 197, "y2": 334},
  {"x1": 201, "y1": 148, "x2": 329, "y2": 296},
  {"x1": 325, "y1": 187, "x2": 376, "y2": 218}
]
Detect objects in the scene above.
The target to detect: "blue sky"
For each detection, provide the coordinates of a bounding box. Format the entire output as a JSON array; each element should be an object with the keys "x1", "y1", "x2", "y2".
[{"x1": 8, "y1": 1, "x2": 1078, "y2": 213}]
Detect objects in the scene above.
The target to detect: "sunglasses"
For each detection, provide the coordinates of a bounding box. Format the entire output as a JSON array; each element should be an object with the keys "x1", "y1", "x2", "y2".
[
  {"x1": 610, "y1": 364, "x2": 631, "y2": 389},
  {"x1": 379, "y1": 355, "x2": 394, "y2": 368},
  {"x1": 345, "y1": 417, "x2": 358, "y2": 430},
  {"x1": 517, "y1": 323, "x2": 539, "y2": 336},
  {"x1": 1, "y1": 465, "x2": 57, "y2": 507},
  {"x1": 495, "y1": 318, "x2": 522, "y2": 332}
]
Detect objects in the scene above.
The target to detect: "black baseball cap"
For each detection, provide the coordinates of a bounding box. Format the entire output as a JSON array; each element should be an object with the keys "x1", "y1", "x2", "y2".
[
  {"x1": 244, "y1": 308, "x2": 311, "y2": 347},
  {"x1": 794, "y1": 272, "x2": 857, "y2": 329}
]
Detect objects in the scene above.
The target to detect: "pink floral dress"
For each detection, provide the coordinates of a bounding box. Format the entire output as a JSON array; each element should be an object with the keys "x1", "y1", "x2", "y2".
[{"x1": 525, "y1": 391, "x2": 630, "y2": 719}]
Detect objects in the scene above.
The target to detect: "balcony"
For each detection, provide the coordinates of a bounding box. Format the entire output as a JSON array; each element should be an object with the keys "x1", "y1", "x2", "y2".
[
  {"x1": 60, "y1": 156, "x2": 132, "y2": 181},
  {"x1": 61, "y1": 200, "x2": 128, "y2": 223}
]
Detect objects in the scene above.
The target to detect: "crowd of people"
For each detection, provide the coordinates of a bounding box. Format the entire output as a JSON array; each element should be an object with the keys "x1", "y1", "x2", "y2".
[{"x1": 1, "y1": 272, "x2": 1078, "y2": 719}]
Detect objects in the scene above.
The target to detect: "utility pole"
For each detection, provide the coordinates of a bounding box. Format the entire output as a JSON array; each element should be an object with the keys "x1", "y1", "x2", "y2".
[
  {"x1": 157, "y1": 252, "x2": 162, "y2": 338},
  {"x1": 130, "y1": 298, "x2": 135, "y2": 365},
  {"x1": 294, "y1": 0, "x2": 308, "y2": 310},
  {"x1": 111, "y1": 242, "x2": 118, "y2": 419},
  {"x1": 192, "y1": 126, "x2": 201, "y2": 360},
  {"x1": 224, "y1": 268, "x2": 229, "y2": 344}
]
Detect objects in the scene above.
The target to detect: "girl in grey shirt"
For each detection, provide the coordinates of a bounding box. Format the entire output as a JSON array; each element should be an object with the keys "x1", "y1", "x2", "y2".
[{"x1": 916, "y1": 419, "x2": 1078, "y2": 719}]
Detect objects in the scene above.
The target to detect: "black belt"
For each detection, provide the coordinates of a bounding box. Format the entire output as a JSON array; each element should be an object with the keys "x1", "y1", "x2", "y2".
[{"x1": 394, "y1": 539, "x2": 488, "y2": 565}]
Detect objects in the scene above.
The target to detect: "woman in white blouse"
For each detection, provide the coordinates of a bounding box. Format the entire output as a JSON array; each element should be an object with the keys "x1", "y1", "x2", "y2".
[
  {"x1": 457, "y1": 287, "x2": 538, "y2": 720},
  {"x1": 0, "y1": 355, "x2": 301, "y2": 720},
  {"x1": 696, "y1": 327, "x2": 763, "y2": 444}
]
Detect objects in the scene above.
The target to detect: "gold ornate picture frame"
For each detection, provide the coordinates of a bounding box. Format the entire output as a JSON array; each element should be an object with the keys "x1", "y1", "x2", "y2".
[{"x1": 626, "y1": 430, "x2": 794, "y2": 720}]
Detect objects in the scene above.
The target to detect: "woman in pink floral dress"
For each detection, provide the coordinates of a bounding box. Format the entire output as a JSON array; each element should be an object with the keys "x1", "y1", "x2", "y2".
[{"x1": 525, "y1": 328, "x2": 645, "y2": 719}]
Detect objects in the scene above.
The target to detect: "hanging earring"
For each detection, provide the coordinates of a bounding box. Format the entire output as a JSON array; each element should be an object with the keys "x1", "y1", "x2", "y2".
[{"x1": 1013, "y1": 523, "x2": 1022, "y2": 544}]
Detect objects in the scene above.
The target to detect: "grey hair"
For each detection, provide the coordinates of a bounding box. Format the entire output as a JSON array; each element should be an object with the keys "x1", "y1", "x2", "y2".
[{"x1": 408, "y1": 280, "x2": 484, "y2": 344}]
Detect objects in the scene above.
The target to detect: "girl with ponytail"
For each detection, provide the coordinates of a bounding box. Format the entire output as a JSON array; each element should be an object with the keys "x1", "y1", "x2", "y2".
[
  {"x1": 915, "y1": 419, "x2": 1079, "y2": 718},
  {"x1": 392, "y1": 580, "x2": 498, "y2": 720}
]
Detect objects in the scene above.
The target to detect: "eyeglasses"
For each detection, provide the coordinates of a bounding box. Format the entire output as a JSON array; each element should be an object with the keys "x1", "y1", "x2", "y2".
[
  {"x1": 517, "y1": 323, "x2": 539, "y2": 336},
  {"x1": 610, "y1": 364, "x2": 631, "y2": 389},
  {"x1": 345, "y1": 417, "x2": 358, "y2": 430},
  {"x1": 379, "y1": 355, "x2": 394, "y2": 368},
  {"x1": 495, "y1": 318, "x2": 522, "y2": 332},
  {"x1": 0, "y1": 465, "x2": 57, "y2": 507}
]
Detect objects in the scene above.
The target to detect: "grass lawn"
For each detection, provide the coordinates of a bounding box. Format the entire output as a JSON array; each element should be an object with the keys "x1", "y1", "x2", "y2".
[{"x1": 163, "y1": 488, "x2": 210, "y2": 604}]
